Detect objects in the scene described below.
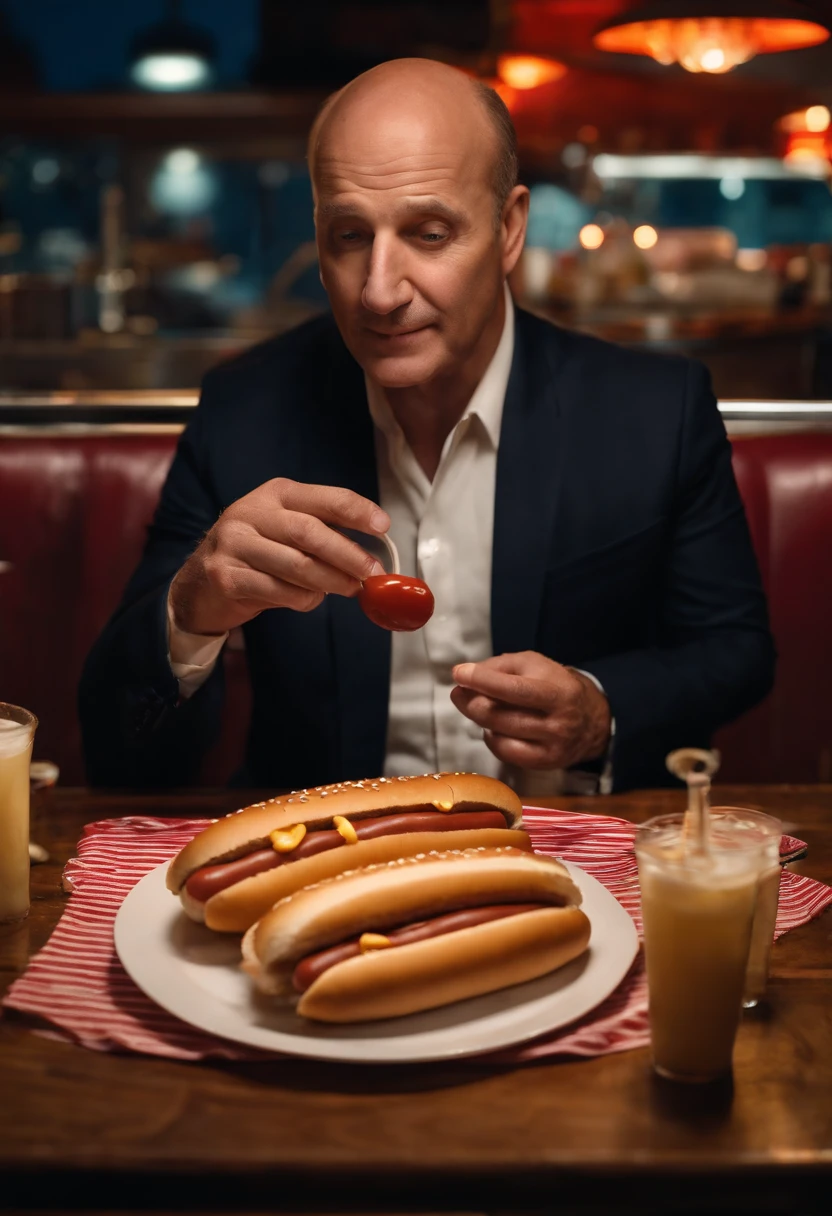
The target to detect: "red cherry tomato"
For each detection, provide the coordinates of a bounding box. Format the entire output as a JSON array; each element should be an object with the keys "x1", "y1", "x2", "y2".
[{"x1": 358, "y1": 574, "x2": 435, "y2": 632}]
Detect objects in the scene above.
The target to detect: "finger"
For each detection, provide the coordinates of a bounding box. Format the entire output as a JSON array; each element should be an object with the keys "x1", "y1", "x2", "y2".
[
  {"x1": 235, "y1": 530, "x2": 367, "y2": 597},
  {"x1": 268, "y1": 479, "x2": 390, "y2": 538},
  {"x1": 452, "y1": 660, "x2": 557, "y2": 713},
  {"x1": 207, "y1": 561, "x2": 326, "y2": 614},
  {"x1": 460, "y1": 652, "x2": 536, "y2": 675},
  {"x1": 483, "y1": 730, "x2": 563, "y2": 769},
  {"x1": 231, "y1": 513, "x2": 382, "y2": 587},
  {"x1": 450, "y1": 687, "x2": 551, "y2": 743}
]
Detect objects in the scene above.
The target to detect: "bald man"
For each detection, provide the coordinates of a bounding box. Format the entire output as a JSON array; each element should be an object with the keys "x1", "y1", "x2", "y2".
[{"x1": 80, "y1": 59, "x2": 774, "y2": 793}]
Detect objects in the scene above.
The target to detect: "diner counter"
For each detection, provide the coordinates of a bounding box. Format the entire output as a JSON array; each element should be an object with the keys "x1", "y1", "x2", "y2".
[
  {"x1": 1, "y1": 391, "x2": 832, "y2": 430},
  {"x1": 1, "y1": 784, "x2": 831, "y2": 1214},
  {"x1": 1, "y1": 302, "x2": 830, "y2": 399}
]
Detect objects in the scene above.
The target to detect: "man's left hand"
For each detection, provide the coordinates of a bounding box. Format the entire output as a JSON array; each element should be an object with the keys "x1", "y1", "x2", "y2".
[{"x1": 450, "y1": 652, "x2": 612, "y2": 771}]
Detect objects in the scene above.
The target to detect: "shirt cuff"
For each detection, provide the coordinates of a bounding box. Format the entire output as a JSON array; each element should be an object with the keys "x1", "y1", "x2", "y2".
[
  {"x1": 167, "y1": 596, "x2": 228, "y2": 700},
  {"x1": 572, "y1": 668, "x2": 615, "y2": 796}
]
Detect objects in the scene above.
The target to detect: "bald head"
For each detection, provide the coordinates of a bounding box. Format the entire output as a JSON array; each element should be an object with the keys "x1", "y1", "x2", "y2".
[
  {"x1": 309, "y1": 58, "x2": 530, "y2": 396},
  {"x1": 308, "y1": 59, "x2": 518, "y2": 219}
]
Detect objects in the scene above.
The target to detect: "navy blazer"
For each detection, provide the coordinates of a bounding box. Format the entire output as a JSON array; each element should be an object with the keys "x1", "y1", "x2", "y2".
[{"x1": 79, "y1": 307, "x2": 775, "y2": 791}]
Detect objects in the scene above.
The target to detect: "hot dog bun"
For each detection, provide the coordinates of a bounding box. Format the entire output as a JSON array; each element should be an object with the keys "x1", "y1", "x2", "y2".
[
  {"x1": 167, "y1": 772, "x2": 524, "y2": 928},
  {"x1": 241, "y1": 847, "x2": 589, "y2": 1021},
  {"x1": 297, "y1": 906, "x2": 590, "y2": 1023},
  {"x1": 205, "y1": 827, "x2": 532, "y2": 932}
]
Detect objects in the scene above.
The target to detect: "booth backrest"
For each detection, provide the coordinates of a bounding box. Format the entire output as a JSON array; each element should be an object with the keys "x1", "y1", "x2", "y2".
[
  {"x1": 714, "y1": 433, "x2": 832, "y2": 783},
  {"x1": 0, "y1": 431, "x2": 250, "y2": 787},
  {"x1": 0, "y1": 428, "x2": 829, "y2": 786}
]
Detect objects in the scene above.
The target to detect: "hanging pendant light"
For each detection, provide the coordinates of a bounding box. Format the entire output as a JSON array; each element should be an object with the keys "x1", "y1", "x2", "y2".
[
  {"x1": 496, "y1": 54, "x2": 568, "y2": 90},
  {"x1": 593, "y1": 1, "x2": 830, "y2": 75},
  {"x1": 486, "y1": 0, "x2": 567, "y2": 93},
  {"x1": 129, "y1": 0, "x2": 215, "y2": 92}
]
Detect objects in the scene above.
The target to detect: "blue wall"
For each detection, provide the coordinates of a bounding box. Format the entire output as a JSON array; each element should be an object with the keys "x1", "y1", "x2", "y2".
[{"x1": 3, "y1": 0, "x2": 258, "y2": 91}]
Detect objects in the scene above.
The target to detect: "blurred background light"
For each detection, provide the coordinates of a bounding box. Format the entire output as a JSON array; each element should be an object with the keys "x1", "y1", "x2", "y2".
[
  {"x1": 130, "y1": 0, "x2": 214, "y2": 92},
  {"x1": 579, "y1": 223, "x2": 605, "y2": 250},
  {"x1": 778, "y1": 105, "x2": 832, "y2": 132},
  {"x1": 31, "y1": 157, "x2": 60, "y2": 186},
  {"x1": 593, "y1": 154, "x2": 829, "y2": 180},
  {"x1": 593, "y1": 3, "x2": 830, "y2": 75},
  {"x1": 805, "y1": 105, "x2": 831, "y2": 133},
  {"x1": 131, "y1": 52, "x2": 209, "y2": 91},
  {"x1": 634, "y1": 224, "x2": 659, "y2": 249},
  {"x1": 496, "y1": 54, "x2": 567, "y2": 90},
  {"x1": 166, "y1": 148, "x2": 200, "y2": 175},
  {"x1": 736, "y1": 248, "x2": 769, "y2": 271},
  {"x1": 720, "y1": 176, "x2": 747, "y2": 200},
  {"x1": 561, "y1": 142, "x2": 588, "y2": 169},
  {"x1": 150, "y1": 148, "x2": 216, "y2": 215}
]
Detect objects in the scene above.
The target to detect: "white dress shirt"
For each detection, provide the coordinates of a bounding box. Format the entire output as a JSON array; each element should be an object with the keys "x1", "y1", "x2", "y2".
[
  {"x1": 168, "y1": 287, "x2": 612, "y2": 795},
  {"x1": 367, "y1": 290, "x2": 512, "y2": 785}
]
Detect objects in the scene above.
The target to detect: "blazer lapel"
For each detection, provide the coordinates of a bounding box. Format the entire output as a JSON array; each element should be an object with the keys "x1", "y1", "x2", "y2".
[
  {"x1": 302, "y1": 332, "x2": 391, "y2": 779},
  {"x1": 492, "y1": 309, "x2": 567, "y2": 657}
]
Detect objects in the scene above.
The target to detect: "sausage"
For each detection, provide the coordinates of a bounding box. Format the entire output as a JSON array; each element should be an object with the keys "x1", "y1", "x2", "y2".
[
  {"x1": 292, "y1": 903, "x2": 547, "y2": 992},
  {"x1": 185, "y1": 810, "x2": 510, "y2": 903}
]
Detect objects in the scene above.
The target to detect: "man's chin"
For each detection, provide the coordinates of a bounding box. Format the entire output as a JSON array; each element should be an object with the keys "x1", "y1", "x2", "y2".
[{"x1": 359, "y1": 351, "x2": 444, "y2": 390}]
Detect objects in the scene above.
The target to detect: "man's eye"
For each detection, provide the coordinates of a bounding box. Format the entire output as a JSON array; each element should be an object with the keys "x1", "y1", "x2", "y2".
[
  {"x1": 420, "y1": 230, "x2": 447, "y2": 244},
  {"x1": 338, "y1": 231, "x2": 363, "y2": 243}
]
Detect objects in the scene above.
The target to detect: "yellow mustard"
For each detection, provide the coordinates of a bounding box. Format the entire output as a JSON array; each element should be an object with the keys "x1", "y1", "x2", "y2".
[
  {"x1": 359, "y1": 933, "x2": 392, "y2": 952},
  {"x1": 333, "y1": 815, "x2": 359, "y2": 844},
  {"x1": 269, "y1": 823, "x2": 307, "y2": 853}
]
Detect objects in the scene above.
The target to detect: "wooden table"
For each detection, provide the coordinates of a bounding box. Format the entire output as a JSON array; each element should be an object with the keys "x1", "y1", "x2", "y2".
[{"x1": 2, "y1": 785, "x2": 831, "y2": 1214}]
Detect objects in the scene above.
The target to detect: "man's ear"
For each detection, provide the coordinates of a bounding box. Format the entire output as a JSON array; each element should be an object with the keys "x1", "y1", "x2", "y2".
[{"x1": 501, "y1": 185, "x2": 530, "y2": 278}]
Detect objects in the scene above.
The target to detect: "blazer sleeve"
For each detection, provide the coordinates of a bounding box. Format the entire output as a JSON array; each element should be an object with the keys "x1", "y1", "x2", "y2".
[
  {"x1": 78, "y1": 393, "x2": 227, "y2": 787},
  {"x1": 580, "y1": 361, "x2": 776, "y2": 791}
]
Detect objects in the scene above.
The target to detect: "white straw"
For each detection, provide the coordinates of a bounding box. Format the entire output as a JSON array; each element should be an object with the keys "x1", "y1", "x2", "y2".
[
  {"x1": 665, "y1": 748, "x2": 720, "y2": 859},
  {"x1": 686, "y1": 772, "x2": 711, "y2": 856},
  {"x1": 379, "y1": 532, "x2": 400, "y2": 575}
]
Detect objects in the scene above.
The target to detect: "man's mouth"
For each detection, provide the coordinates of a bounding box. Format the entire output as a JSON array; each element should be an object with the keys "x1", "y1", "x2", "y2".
[{"x1": 367, "y1": 325, "x2": 432, "y2": 340}]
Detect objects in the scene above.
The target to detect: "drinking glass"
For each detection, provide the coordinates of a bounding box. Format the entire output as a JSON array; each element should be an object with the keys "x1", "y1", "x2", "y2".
[
  {"x1": 636, "y1": 811, "x2": 763, "y2": 1083},
  {"x1": 709, "y1": 807, "x2": 783, "y2": 1009},
  {"x1": 0, "y1": 703, "x2": 38, "y2": 923}
]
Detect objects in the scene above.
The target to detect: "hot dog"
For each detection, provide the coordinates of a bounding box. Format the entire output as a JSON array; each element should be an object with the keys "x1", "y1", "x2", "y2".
[
  {"x1": 241, "y1": 847, "x2": 590, "y2": 1022},
  {"x1": 166, "y1": 772, "x2": 528, "y2": 932}
]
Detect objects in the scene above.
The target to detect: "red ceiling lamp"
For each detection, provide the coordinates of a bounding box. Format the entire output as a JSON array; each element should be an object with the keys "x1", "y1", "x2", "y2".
[
  {"x1": 486, "y1": 0, "x2": 567, "y2": 93},
  {"x1": 776, "y1": 104, "x2": 832, "y2": 164},
  {"x1": 593, "y1": 2, "x2": 830, "y2": 75},
  {"x1": 496, "y1": 53, "x2": 568, "y2": 90}
]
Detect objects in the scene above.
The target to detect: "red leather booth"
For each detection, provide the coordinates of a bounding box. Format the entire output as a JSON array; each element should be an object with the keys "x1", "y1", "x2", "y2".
[
  {"x1": 1, "y1": 428, "x2": 829, "y2": 787},
  {"x1": 714, "y1": 433, "x2": 832, "y2": 784},
  {"x1": 0, "y1": 431, "x2": 248, "y2": 787}
]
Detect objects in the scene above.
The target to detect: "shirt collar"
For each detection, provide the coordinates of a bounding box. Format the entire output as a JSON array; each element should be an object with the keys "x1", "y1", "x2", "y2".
[{"x1": 365, "y1": 282, "x2": 515, "y2": 451}]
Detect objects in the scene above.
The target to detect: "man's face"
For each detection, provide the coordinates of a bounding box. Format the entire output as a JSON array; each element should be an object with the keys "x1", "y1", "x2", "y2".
[{"x1": 314, "y1": 102, "x2": 508, "y2": 389}]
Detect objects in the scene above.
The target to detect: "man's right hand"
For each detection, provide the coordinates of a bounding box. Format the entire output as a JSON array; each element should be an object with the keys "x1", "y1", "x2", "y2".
[{"x1": 169, "y1": 478, "x2": 389, "y2": 636}]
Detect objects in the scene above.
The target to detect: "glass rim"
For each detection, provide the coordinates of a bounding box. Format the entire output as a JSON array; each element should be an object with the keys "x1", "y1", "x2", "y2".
[
  {"x1": 635, "y1": 810, "x2": 773, "y2": 863},
  {"x1": 707, "y1": 805, "x2": 782, "y2": 835},
  {"x1": 637, "y1": 807, "x2": 781, "y2": 839},
  {"x1": 0, "y1": 702, "x2": 38, "y2": 731}
]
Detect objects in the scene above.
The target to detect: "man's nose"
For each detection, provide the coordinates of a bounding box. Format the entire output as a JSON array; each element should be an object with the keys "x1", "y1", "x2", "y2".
[{"x1": 361, "y1": 239, "x2": 413, "y2": 315}]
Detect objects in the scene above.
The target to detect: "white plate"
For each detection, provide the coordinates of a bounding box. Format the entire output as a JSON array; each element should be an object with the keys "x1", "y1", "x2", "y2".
[{"x1": 114, "y1": 860, "x2": 638, "y2": 1064}]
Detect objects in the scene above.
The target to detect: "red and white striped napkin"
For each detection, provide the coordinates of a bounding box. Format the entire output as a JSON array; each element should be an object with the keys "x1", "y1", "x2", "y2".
[{"x1": 3, "y1": 809, "x2": 831, "y2": 1063}]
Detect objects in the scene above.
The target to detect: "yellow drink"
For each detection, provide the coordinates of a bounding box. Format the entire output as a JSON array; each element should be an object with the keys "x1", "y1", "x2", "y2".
[
  {"x1": 743, "y1": 862, "x2": 782, "y2": 1006},
  {"x1": 0, "y1": 705, "x2": 37, "y2": 923},
  {"x1": 709, "y1": 807, "x2": 783, "y2": 1009},
  {"x1": 636, "y1": 815, "x2": 763, "y2": 1083}
]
